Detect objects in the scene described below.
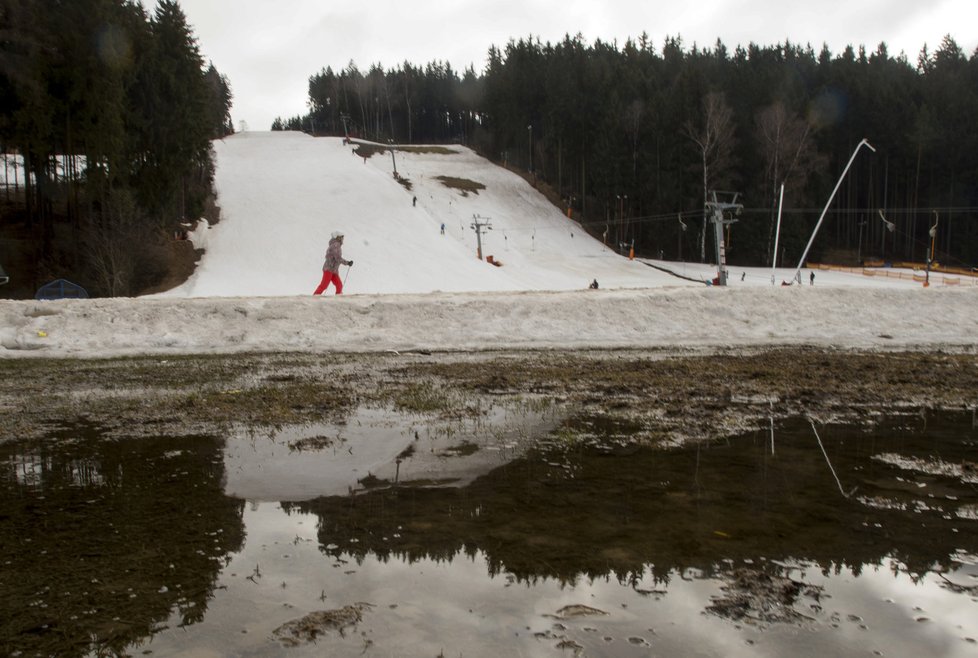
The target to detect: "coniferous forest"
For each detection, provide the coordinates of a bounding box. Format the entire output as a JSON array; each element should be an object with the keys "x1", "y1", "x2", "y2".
[
  {"x1": 0, "y1": 0, "x2": 232, "y2": 298},
  {"x1": 279, "y1": 34, "x2": 978, "y2": 272},
  {"x1": 3, "y1": 1, "x2": 977, "y2": 299}
]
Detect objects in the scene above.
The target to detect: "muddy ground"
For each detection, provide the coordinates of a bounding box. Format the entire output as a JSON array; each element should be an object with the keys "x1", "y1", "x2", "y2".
[
  {"x1": 2, "y1": 347, "x2": 976, "y2": 443},
  {"x1": 2, "y1": 346, "x2": 978, "y2": 657}
]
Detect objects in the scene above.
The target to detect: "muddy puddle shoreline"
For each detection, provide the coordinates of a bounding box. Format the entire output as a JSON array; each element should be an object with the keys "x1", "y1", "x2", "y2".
[
  {"x1": 2, "y1": 347, "x2": 977, "y2": 444},
  {"x1": 1, "y1": 347, "x2": 977, "y2": 656}
]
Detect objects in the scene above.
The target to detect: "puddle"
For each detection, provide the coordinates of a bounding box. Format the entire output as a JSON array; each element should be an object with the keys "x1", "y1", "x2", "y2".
[
  {"x1": 1, "y1": 411, "x2": 977, "y2": 656},
  {"x1": 224, "y1": 405, "x2": 549, "y2": 501}
]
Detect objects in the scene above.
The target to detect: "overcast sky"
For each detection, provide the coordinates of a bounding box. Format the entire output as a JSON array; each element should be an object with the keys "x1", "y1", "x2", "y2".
[{"x1": 142, "y1": 0, "x2": 977, "y2": 132}]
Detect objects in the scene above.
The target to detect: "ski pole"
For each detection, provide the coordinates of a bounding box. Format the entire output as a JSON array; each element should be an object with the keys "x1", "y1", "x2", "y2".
[{"x1": 343, "y1": 263, "x2": 353, "y2": 286}]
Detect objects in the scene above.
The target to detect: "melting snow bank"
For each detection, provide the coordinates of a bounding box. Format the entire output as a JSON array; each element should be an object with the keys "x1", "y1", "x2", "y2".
[{"x1": 1, "y1": 286, "x2": 976, "y2": 359}]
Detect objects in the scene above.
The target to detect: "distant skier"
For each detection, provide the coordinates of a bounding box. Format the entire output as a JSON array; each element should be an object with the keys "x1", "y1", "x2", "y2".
[
  {"x1": 440, "y1": 223, "x2": 445, "y2": 235},
  {"x1": 589, "y1": 279, "x2": 599, "y2": 289},
  {"x1": 313, "y1": 231, "x2": 353, "y2": 295},
  {"x1": 413, "y1": 196, "x2": 417, "y2": 207},
  {"x1": 810, "y1": 271, "x2": 815, "y2": 286}
]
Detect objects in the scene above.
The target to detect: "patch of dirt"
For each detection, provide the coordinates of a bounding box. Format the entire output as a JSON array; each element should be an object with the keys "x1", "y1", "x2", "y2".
[
  {"x1": 272, "y1": 603, "x2": 373, "y2": 646},
  {"x1": 288, "y1": 434, "x2": 343, "y2": 452},
  {"x1": 400, "y1": 146, "x2": 457, "y2": 155},
  {"x1": 394, "y1": 172, "x2": 413, "y2": 191},
  {"x1": 435, "y1": 175, "x2": 485, "y2": 195},
  {"x1": 0, "y1": 348, "x2": 976, "y2": 445},
  {"x1": 137, "y1": 239, "x2": 204, "y2": 295},
  {"x1": 706, "y1": 568, "x2": 824, "y2": 625},
  {"x1": 352, "y1": 144, "x2": 387, "y2": 159},
  {"x1": 442, "y1": 441, "x2": 479, "y2": 456},
  {"x1": 554, "y1": 604, "x2": 609, "y2": 618}
]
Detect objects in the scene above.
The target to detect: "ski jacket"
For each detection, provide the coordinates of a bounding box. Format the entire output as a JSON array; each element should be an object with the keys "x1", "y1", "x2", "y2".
[{"x1": 323, "y1": 237, "x2": 350, "y2": 273}]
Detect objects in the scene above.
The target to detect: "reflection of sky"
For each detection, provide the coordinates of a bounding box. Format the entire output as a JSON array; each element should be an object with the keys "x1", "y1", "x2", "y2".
[
  {"x1": 137, "y1": 504, "x2": 978, "y2": 657},
  {"x1": 881, "y1": 559, "x2": 978, "y2": 653},
  {"x1": 222, "y1": 409, "x2": 415, "y2": 500},
  {"x1": 796, "y1": 559, "x2": 978, "y2": 658},
  {"x1": 222, "y1": 405, "x2": 556, "y2": 501}
]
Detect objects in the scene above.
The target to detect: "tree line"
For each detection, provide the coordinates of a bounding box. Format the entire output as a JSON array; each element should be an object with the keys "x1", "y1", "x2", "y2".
[
  {"x1": 279, "y1": 34, "x2": 978, "y2": 270},
  {"x1": 0, "y1": 0, "x2": 232, "y2": 297}
]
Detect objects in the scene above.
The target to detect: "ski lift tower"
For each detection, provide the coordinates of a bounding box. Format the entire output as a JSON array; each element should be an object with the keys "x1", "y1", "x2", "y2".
[
  {"x1": 706, "y1": 191, "x2": 742, "y2": 286},
  {"x1": 471, "y1": 214, "x2": 492, "y2": 260}
]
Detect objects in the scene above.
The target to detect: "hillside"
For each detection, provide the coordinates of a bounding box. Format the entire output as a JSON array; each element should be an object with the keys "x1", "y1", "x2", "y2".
[
  {"x1": 5, "y1": 131, "x2": 977, "y2": 359},
  {"x1": 160, "y1": 131, "x2": 689, "y2": 297}
]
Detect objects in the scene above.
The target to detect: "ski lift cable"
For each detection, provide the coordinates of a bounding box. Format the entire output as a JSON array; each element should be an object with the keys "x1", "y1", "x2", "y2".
[
  {"x1": 873, "y1": 211, "x2": 973, "y2": 270},
  {"x1": 485, "y1": 201, "x2": 967, "y2": 243},
  {"x1": 742, "y1": 205, "x2": 978, "y2": 215},
  {"x1": 493, "y1": 209, "x2": 708, "y2": 234}
]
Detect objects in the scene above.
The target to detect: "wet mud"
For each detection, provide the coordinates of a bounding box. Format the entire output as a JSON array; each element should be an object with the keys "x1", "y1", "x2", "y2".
[
  {"x1": 1, "y1": 347, "x2": 976, "y2": 445},
  {"x1": 1, "y1": 347, "x2": 977, "y2": 656}
]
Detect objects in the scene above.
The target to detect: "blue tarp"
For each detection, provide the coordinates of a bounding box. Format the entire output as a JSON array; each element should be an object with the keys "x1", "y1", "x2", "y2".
[{"x1": 35, "y1": 279, "x2": 88, "y2": 300}]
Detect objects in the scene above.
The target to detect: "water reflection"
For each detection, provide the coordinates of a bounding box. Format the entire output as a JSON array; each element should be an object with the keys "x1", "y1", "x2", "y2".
[
  {"x1": 0, "y1": 423, "x2": 245, "y2": 657},
  {"x1": 1, "y1": 410, "x2": 976, "y2": 657},
  {"x1": 292, "y1": 413, "x2": 978, "y2": 584},
  {"x1": 223, "y1": 404, "x2": 557, "y2": 501},
  {"x1": 140, "y1": 507, "x2": 977, "y2": 657}
]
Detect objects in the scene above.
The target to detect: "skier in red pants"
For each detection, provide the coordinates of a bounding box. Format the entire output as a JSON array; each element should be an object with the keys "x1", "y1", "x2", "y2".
[{"x1": 313, "y1": 232, "x2": 353, "y2": 294}]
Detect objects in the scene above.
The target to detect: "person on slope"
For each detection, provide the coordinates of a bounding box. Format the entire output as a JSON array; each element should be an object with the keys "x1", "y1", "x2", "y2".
[{"x1": 313, "y1": 231, "x2": 353, "y2": 295}]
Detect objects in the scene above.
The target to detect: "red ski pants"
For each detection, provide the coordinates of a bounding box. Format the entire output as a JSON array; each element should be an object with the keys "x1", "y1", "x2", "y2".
[{"x1": 313, "y1": 270, "x2": 343, "y2": 295}]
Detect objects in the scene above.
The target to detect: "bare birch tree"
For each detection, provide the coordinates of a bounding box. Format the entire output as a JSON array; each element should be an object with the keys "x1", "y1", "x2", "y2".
[
  {"x1": 755, "y1": 101, "x2": 823, "y2": 265},
  {"x1": 685, "y1": 92, "x2": 736, "y2": 261}
]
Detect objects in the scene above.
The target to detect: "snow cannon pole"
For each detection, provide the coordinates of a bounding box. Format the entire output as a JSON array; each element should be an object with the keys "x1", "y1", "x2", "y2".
[
  {"x1": 789, "y1": 139, "x2": 875, "y2": 285},
  {"x1": 771, "y1": 183, "x2": 785, "y2": 286}
]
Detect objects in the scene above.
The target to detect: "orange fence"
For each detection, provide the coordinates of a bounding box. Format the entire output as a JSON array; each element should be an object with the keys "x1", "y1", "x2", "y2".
[
  {"x1": 862, "y1": 260, "x2": 978, "y2": 278},
  {"x1": 808, "y1": 262, "x2": 977, "y2": 287}
]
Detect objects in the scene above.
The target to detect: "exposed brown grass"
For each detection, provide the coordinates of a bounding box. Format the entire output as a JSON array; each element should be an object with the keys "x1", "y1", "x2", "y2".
[
  {"x1": 400, "y1": 146, "x2": 458, "y2": 155},
  {"x1": 435, "y1": 175, "x2": 486, "y2": 195},
  {"x1": 2, "y1": 348, "x2": 975, "y2": 446}
]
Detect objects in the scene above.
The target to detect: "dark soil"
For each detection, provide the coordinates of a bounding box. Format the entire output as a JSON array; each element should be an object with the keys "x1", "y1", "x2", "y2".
[{"x1": 1, "y1": 347, "x2": 975, "y2": 444}]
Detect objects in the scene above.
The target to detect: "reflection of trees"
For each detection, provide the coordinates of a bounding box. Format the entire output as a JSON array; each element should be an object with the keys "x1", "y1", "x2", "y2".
[
  {"x1": 0, "y1": 423, "x2": 245, "y2": 656},
  {"x1": 290, "y1": 414, "x2": 978, "y2": 588}
]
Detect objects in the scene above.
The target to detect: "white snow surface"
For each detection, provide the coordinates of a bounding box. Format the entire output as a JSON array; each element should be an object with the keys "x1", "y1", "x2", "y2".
[
  {"x1": 167, "y1": 131, "x2": 692, "y2": 296},
  {"x1": 2, "y1": 131, "x2": 977, "y2": 359}
]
